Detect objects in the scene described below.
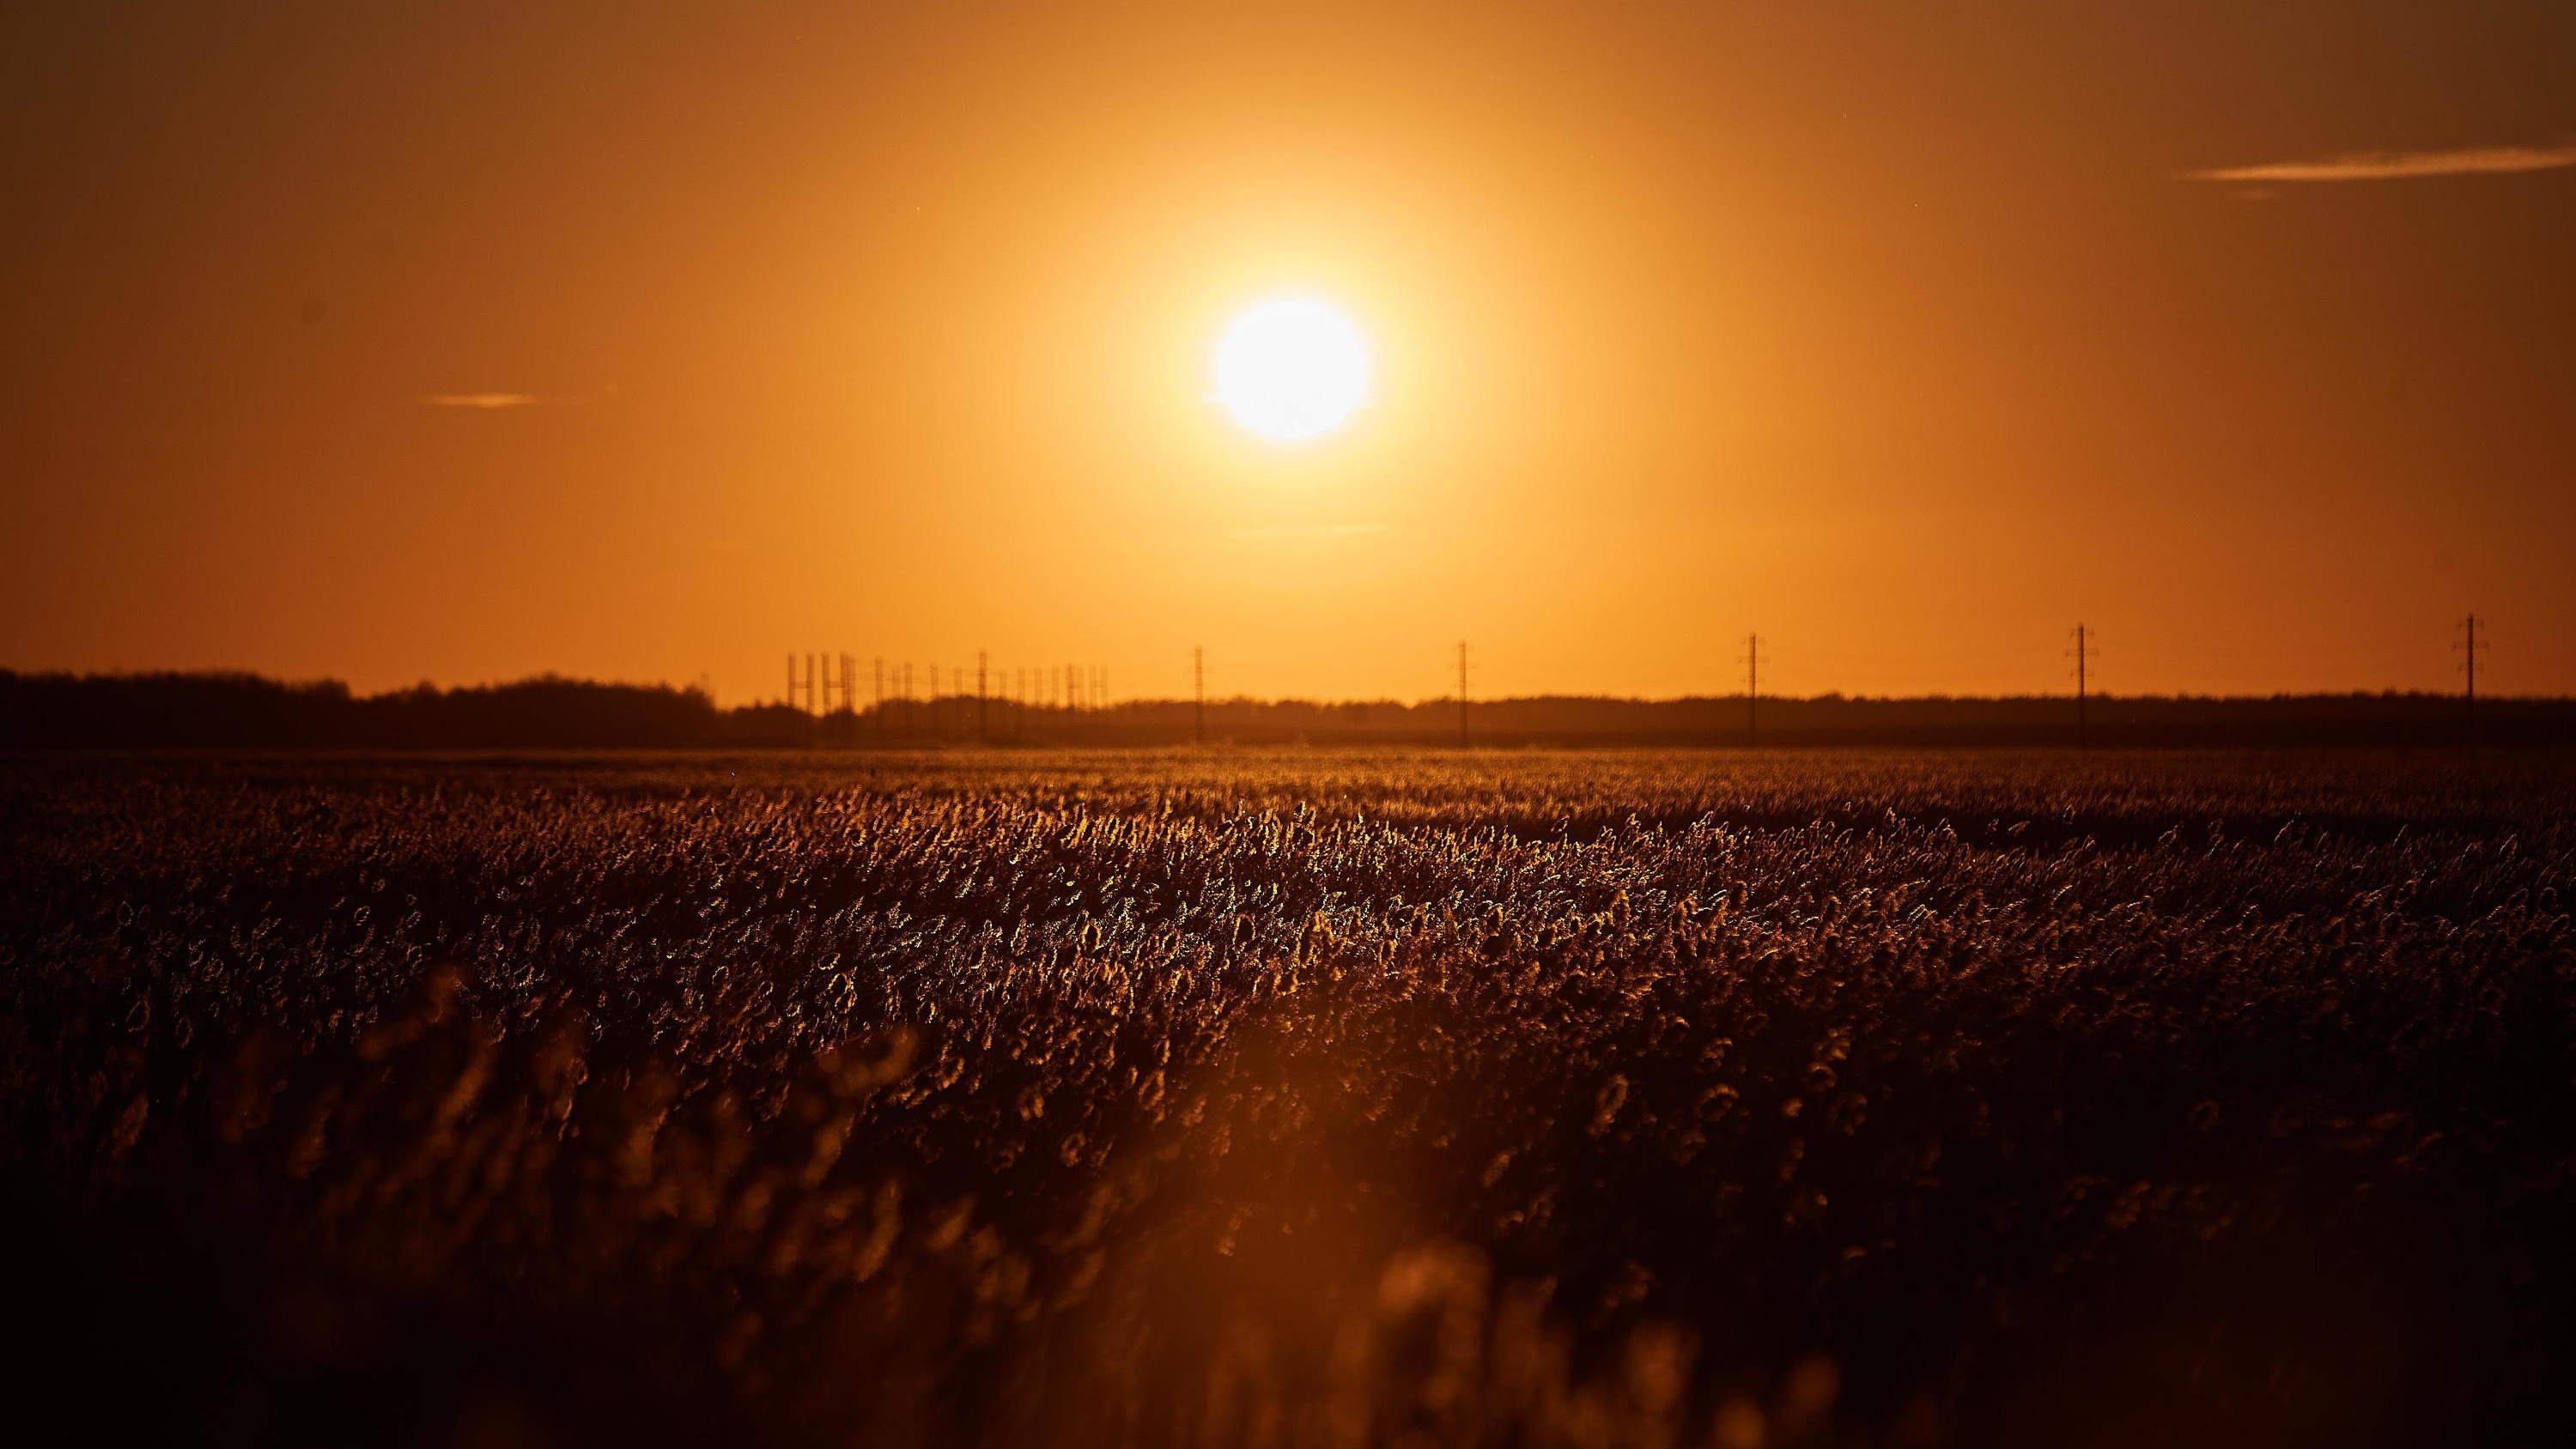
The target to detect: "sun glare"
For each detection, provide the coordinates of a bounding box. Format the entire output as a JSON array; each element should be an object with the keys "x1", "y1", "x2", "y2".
[{"x1": 1213, "y1": 297, "x2": 1370, "y2": 442}]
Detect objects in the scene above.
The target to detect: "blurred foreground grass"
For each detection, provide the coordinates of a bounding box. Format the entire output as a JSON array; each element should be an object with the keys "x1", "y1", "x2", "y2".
[{"x1": 4, "y1": 749, "x2": 2573, "y2": 1447}]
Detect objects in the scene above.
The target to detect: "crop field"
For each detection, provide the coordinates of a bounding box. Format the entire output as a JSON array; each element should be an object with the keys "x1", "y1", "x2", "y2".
[{"x1": 5, "y1": 749, "x2": 2573, "y2": 1448}]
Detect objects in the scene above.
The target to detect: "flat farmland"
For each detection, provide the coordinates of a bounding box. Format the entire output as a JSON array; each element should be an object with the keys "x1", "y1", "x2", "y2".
[{"x1": 5, "y1": 749, "x2": 2573, "y2": 1447}]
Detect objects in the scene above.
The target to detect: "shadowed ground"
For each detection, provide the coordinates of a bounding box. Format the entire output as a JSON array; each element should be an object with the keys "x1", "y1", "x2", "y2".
[{"x1": 5, "y1": 749, "x2": 2572, "y2": 1446}]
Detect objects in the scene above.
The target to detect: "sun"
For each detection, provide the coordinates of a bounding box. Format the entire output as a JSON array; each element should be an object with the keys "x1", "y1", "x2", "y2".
[{"x1": 1213, "y1": 297, "x2": 1370, "y2": 441}]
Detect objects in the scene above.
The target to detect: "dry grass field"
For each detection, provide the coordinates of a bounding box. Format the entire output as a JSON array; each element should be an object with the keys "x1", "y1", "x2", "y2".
[{"x1": 6, "y1": 749, "x2": 2573, "y2": 1447}]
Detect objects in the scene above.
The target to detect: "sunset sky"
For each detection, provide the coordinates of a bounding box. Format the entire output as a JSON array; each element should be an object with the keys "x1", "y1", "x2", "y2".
[{"x1": 4, "y1": 1, "x2": 2572, "y2": 704}]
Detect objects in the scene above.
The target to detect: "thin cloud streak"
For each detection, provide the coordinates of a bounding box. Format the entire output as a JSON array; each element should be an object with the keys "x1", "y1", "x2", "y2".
[
  {"x1": 421, "y1": 385, "x2": 618, "y2": 409},
  {"x1": 1223, "y1": 522, "x2": 1391, "y2": 542},
  {"x1": 422, "y1": 392, "x2": 549, "y2": 409},
  {"x1": 2181, "y1": 139, "x2": 2576, "y2": 184}
]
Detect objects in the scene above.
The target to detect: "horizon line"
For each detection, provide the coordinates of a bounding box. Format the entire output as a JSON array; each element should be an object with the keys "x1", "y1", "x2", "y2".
[{"x1": 5, "y1": 668, "x2": 2563, "y2": 707}]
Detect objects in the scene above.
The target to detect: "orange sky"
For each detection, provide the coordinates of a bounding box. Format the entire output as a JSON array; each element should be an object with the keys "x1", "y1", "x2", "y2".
[{"x1": 4, "y1": 1, "x2": 2573, "y2": 704}]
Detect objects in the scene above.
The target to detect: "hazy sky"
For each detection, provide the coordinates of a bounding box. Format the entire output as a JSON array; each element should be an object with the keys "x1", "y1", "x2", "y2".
[{"x1": 4, "y1": 1, "x2": 2572, "y2": 704}]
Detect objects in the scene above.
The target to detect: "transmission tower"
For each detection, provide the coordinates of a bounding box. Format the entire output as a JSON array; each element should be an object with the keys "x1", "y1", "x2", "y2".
[
  {"x1": 976, "y1": 651, "x2": 988, "y2": 743},
  {"x1": 1194, "y1": 646, "x2": 1206, "y2": 746}
]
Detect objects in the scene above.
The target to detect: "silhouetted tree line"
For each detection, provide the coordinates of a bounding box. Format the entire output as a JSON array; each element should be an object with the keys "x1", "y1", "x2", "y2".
[
  {"x1": 0, "y1": 672, "x2": 803, "y2": 749},
  {"x1": 5, "y1": 670, "x2": 2573, "y2": 749}
]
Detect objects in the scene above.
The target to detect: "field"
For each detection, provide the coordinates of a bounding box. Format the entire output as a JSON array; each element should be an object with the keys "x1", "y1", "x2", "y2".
[{"x1": 6, "y1": 749, "x2": 2574, "y2": 1447}]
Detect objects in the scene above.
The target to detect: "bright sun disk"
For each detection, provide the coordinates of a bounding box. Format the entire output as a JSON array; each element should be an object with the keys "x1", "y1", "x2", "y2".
[{"x1": 1213, "y1": 297, "x2": 1370, "y2": 441}]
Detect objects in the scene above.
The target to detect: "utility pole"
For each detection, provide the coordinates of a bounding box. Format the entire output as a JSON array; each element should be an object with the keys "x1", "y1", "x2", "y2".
[
  {"x1": 976, "y1": 651, "x2": 988, "y2": 743},
  {"x1": 2069, "y1": 624, "x2": 2099, "y2": 749},
  {"x1": 1740, "y1": 634, "x2": 1767, "y2": 747},
  {"x1": 1194, "y1": 646, "x2": 1206, "y2": 746},
  {"x1": 805, "y1": 653, "x2": 817, "y2": 717},
  {"x1": 873, "y1": 658, "x2": 885, "y2": 737},
  {"x1": 1456, "y1": 640, "x2": 1471, "y2": 749},
  {"x1": 2458, "y1": 613, "x2": 2488, "y2": 743}
]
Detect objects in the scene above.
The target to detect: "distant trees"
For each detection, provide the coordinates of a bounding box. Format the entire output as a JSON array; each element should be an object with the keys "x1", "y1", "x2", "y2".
[
  {"x1": 3, "y1": 670, "x2": 2572, "y2": 749},
  {"x1": 0, "y1": 671, "x2": 750, "y2": 749}
]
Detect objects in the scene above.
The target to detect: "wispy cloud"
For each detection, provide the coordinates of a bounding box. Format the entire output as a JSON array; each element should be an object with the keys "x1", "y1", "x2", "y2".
[
  {"x1": 421, "y1": 392, "x2": 549, "y2": 409},
  {"x1": 1223, "y1": 522, "x2": 1391, "y2": 542},
  {"x1": 2180, "y1": 139, "x2": 2576, "y2": 184},
  {"x1": 420, "y1": 384, "x2": 618, "y2": 409}
]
